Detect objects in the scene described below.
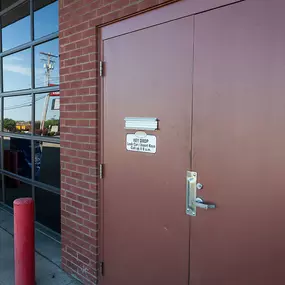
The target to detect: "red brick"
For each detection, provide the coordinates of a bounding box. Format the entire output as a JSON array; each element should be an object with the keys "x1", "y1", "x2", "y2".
[
  {"x1": 66, "y1": 204, "x2": 77, "y2": 214},
  {"x1": 77, "y1": 150, "x2": 90, "y2": 159},
  {"x1": 82, "y1": 62, "x2": 95, "y2": 71},
  {"x1": 61, "y1": 196, "x2": 71, "y2": 205},
  {"x1": 83, "y1": 219, "x2": 97, "y2": 230},
  {"x1": 71, "y1": 200, "x2": 84, "y2": 209},
  {"x1": 64, "y1": 43, "x2": 76, "y2": 52},
  {"x1": 77, "y1": 104, "x2": 90, "y2": 111},
  {"x1": 76, "y1": 38, "x2": 91, "y2": 48},
  {"x1": 77, "y1": 120, "x2": 90, "y2": 127},
  {"x1": 77, "y1": 208, "x2": 90, "y2": 219},
  {"x1": 119, "y1": 3, "x2": 138, "y2": 17},
  {"x1": 65, "y1": 58, "x2": 76, "y2": 67},
  {"x1": 97, "y1": 4, "x2": 112, "y2": 16},
  {"x1": 76, "y1": 54, "x2": 90, "y2": 64},
  {"x1": 71, "y1": 171, "x2": 84, "y2": 180},
  {"x1": 77, "y1": 180, "x2": 90, "y2": 190},
  {"x1": 83, "y1": 205, "x2": 97, "y2": 215},
  {"x1": 66, "y1": 177, "x2": 77, "y2": 187},
  {"x1": 78, "y1": 195, "x2": 90, "y2": 205},
  {"x1": 77, "y1": 165, "x2": 90, "y2": 174},
  {"x1": 65, "y1": 163, "x2": 77, "y2": 171},
  {"x1": 82, "y1": 28, "x2": 95, "y2": 39},
  {"x1": 111, "y1": 0, "x2": 129, "y2": 11},
  {"x1": 70, "y1": 64, "x2": 83, "y2": 73},
  {"x1": 66, "y1": 246, "x2": 78, "y2": 257}
]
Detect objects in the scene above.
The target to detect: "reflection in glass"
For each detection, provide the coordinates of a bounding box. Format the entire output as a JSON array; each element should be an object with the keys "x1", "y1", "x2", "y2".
[
  {"x1": 1, "y1": 1, "x2": 30, "y2": 51},
  {"x1": 4, "y1": 137, "x2": 32, "y2": 178},
  {"x1": 4, "y1": 95, "x2": 32, "y2": 134},
  {"x1": 35, "y1": 39, "x2": 59, "y2": 88},
  {"x1": 4, "y1": 177, "x2": 32, "y2": 207},
  {"x1": 0, "y1": 174, "x2": 3, "y2": 202},
  {"x1": 34, "y1": 0, "x2": 58, "y2": 39},
  {"x1": 36, "y1": 188, "x2": 60, "y2": 232},
  {"x1": 3, "y1": 49, "x2": 31, "y2": 92},
  {"x1": 0, "y1": 99, "x2": 2, "y2": 131},
  {"x1": 35, "y1": 93, "x2": 60, "y2": 136},
  {"x1": 35, "y1": 141, "x2": 60, "y2": 188}
]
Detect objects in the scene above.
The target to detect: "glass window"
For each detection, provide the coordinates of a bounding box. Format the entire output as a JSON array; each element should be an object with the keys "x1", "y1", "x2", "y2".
[
  {"x1": 35, "y1": 93, "x2": 60, "y2": 136},
  {"x1": 35, "y1": 141, "x2": 60, "y2": 188},
  {"x1": 34, "y1": 0, "x2": 58, "y2": 39},
  {"x1": 4, "y1": 177, "x2": 32, "y2": 207},
  {"x1": 0, "y1": 99, "x2": 2, "y2": 131},
  {"x1": 36, "y1": 187, "x2": 60, "y2": 232},
  {"x1": 4, "y1": 95, "x2": 32, "y2": 134},
  {"x1": 0, "y1": 169, "x2": 2, "y2": 202},
  {"x1": 0, "y1": 179, "x2": 3, "y2": 202},
  {"x1": 1, "y1": 1, "x2": 30, "y2": 51},
  {"x1": 35, "y1": 39, "x2": 59, "y2": 88},
  {"x1": 3, "y1": 49, "x2": 31, "y2": 92},
  {"x1": 0, "y1": 0, "x2": 60, "y2": 234},
  {"x1": 4, "y1": 137, "x2": 32, "y2": 178}
]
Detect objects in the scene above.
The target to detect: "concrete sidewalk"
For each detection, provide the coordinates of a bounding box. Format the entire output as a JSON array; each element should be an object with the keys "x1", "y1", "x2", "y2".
[{"x1": 0, "y1": 227, "x2": 81, "y2": 285}]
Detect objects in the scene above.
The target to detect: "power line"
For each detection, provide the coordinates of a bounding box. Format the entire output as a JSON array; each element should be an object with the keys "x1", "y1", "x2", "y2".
[{"x1": 4, "y1": 95, "x2": 46, "y2": 110}]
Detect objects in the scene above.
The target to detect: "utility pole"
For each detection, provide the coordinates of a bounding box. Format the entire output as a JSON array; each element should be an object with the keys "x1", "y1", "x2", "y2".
[{"x1": 40, "y1": 52, "x2": 58, "y2": 132}]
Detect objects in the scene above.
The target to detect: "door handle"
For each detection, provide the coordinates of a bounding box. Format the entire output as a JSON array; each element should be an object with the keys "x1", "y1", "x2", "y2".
[
  {"x1": 186, "y1": 171, "x2": 216, "y2": 216},
  {"x1": 195, "y1": 197, "x2": 216, "y2": 210}
]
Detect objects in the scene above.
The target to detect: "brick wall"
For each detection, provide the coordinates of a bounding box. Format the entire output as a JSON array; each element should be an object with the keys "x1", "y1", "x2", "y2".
[{"x1": 59, "y1": 0, "x2": 174, "y2": 283}]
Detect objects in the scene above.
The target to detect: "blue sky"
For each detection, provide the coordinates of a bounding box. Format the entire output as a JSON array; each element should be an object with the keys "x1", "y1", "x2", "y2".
[{"x1": 2, "y1": 1, "x2": 59, "y2": 122}]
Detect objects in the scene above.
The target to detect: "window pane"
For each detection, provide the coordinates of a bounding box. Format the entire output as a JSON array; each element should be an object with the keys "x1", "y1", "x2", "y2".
[
  {"x1": 4, "y1": 177, "x2": 32, "y2": 207},
  {"x1": 1, "y1": 1, "x2": 30, "y2": 51},
  {"x1": 36, "y1": 187, "x2": 60, "y2": 232},
  {"x1": 0, "y1": 99, "x2": 2, "y2": 131},
  {"x1": 35, "y1": 141, "x2": 60, "y2": 188},
  {"x1": 3, "y1": 49, "x2": 31, "y2": 92},
  {"x1": 35, "y1": 39, "x2": 59, "y2": 88},
  {"x1": 35, "y1": 93, "x2": 60, "y2": 137},
  {"x1": 0, "y1": 174, "x2": 3, "y2": 203},
  {"x1": 4, "y1": 137, "x2": 32, "y2": 178},
  {"x1": 34, "y1": 0, "x2": 58, "y2": 39},
  {"x1": 4, "y1": 95, "x2": 32, "y2": 134}
]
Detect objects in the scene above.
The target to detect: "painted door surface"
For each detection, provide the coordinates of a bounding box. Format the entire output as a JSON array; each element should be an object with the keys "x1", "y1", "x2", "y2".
[
  {"x1": 102, "y1": 17, "x2": 193, "y2": 285},
  {"x1": 190, "y1": 1, "x2": 285, "y2": 284}
]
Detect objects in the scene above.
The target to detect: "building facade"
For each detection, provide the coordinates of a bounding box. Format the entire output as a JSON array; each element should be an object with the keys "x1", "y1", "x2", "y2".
[{"x1": 1, "y1": 0, "x2": 285, "y2": 285}]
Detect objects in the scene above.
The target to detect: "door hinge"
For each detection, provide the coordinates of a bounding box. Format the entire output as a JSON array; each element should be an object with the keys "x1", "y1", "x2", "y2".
[
  {"x1": 99, "y1": 164, "x2": 104, "y2": 179},
  {"x1": 99, "y1": 61, "x2": 104, "y2": 77},
  {"x1": 100, "y1": 261, "x2": 104, "y2": 276}
]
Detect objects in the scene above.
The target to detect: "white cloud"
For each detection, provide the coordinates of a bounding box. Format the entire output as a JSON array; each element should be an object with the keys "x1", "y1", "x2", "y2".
[
  {"x1": 8, "y1": 56, "x2": 24, "y2": 61},
  {"x1": 4, "y1": 64, "x2": 31, "y2": 76}
]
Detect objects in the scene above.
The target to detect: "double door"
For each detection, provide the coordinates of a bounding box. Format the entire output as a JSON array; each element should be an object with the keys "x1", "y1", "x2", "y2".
[{"x1": 101, "y1": 1, "x2": 285, "y2": 284}]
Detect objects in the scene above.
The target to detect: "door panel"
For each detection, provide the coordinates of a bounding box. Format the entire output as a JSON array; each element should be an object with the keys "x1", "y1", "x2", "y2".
[
  {"x1": 103, "y1": 17, "x2": 193, "y2": 285},
  {"x1": 191, "y1": 1, "x2": 285, "y2": 284},
  {"x1": 102, "y1": 0, "x2": 243, "y2": 40}
]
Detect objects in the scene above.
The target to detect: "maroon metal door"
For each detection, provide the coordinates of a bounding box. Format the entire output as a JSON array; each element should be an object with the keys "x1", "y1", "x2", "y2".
[
  {"x1": 190, "y1": 1, "x2": 285, "y2": 284},
  {"x1": 102, "y1": 17, "x2": 194, "y2": 285}
]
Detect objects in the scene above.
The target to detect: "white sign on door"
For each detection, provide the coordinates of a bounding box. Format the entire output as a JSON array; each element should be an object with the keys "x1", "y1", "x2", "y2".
[{"x1": 126, "y1": 133, "x2": 156, "y2": 153}]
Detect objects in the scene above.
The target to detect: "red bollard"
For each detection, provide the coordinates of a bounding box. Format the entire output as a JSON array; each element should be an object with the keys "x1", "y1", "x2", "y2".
[{"x1": 14, "y1": 198, "x2": 35, "y2": 285}]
